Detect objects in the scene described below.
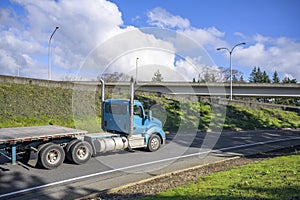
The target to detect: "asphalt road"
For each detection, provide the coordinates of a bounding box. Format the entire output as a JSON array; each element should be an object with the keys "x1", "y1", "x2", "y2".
[{"x1": 1, "y1": 129, "x2": 300, "y2": 200}]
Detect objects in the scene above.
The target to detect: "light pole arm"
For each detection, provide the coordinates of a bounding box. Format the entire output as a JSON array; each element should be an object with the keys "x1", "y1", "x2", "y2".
[
  {"x1": 48, "y1": 26, "x2": 59, "y2": 80},
  {"x1": 216, "y1": 47, "x2": 230, "y2": 54},
  {"x1": 231, "y1": 42, "x2": 246, "y2": 53},
  {"x1": 49, "y1": 27, "x2": 59, "y2": 43}
]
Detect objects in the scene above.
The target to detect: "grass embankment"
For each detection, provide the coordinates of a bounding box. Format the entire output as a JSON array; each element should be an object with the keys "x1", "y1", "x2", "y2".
[
  {"x1": 0, "y1": 83, "x2": 75, "y2": 128},
  {"x1": 144, "y1": 152, "x2": 300, "y2": 200},
  {"x1": 1, "y1": 83, "x2": 300, "y2": 131},
  {"x1": 137, "y1": 94, "x2": 300, "y2": 131}
]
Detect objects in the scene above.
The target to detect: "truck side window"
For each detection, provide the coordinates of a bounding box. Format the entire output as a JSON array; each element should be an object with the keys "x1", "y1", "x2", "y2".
[
  {"x1": 105, "y1": 104, "x2": 127, "y2": 115},
  {"x1": 134, "y1": 105, "x2": 143, "y2": 118}
]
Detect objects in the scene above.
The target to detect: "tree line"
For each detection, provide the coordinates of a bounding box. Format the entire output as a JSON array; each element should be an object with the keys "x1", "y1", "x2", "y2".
[
  {"x1": 249, "y1": 67, "x2": 297, "y2": 84},
  {"x1": 193, "y1": 66, "x2": 297, "y2": 84},
  {"x1": 97, "y1": 66, "x2": 297, "y2": 84}
]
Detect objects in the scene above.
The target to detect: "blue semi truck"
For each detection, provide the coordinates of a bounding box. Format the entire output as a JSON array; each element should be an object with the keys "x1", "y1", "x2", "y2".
[{"x1": 0, "y1": 78, "x2": 165, "y2": 169}]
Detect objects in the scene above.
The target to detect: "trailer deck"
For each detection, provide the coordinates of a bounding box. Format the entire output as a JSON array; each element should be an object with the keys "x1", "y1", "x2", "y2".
[{"x1": 0, "y1": 125, "x2": 87, "y2": 145}]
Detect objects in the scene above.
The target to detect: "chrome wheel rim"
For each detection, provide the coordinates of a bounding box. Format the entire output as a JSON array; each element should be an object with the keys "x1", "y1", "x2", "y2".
[
  {"x1": 151, "y1": 137, "x2": 160, "y2": 150},
  {"x1": 47, "y1": 150, "x2": 61, "y2": 164}
]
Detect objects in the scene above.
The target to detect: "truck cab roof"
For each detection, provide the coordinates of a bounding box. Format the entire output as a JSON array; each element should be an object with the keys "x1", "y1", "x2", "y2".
[{"x1": 104, "y1": 99, "x2": 143, "y2": 106}]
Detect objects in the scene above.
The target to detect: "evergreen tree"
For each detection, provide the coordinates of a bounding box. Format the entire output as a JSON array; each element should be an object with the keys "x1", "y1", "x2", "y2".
[
  {"x1": 249, "y1": 66, "x2": 269, "y2": 83},
  {"x1": 262, "y1": 70, "x2": 271, "y2": 83},
  {"x1": 256, "y1": 67, "x2": 263, "y2": 83},
  {"x1": 272, "y1": 71, "x2": 280, "y2": 83},
  {"x1": 249, "y1": 67, "x2": 257, "y2": 83},
  {"x1": 152, "y1": 69, "x2": 164, "y2": 82}
]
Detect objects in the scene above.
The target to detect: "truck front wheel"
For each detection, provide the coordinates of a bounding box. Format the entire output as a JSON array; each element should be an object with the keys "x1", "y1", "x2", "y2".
[
  {"x1": 70, "y1": 141, "x2": 92, "y2": 165},
  {"x1": 38, "y1": 143, "x2": 65, "y2": 170},
  {"x1": 147, "y1": 134, "x2": 161, "y2": 152}
]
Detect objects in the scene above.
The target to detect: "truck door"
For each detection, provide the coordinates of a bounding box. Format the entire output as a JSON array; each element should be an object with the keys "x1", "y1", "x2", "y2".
[
  {"x1": 133, "y1": 105, "x2": 146, "y2": 134},
  {"x1": 103, "y1": 103, "x2": 129, "y2": 133}
]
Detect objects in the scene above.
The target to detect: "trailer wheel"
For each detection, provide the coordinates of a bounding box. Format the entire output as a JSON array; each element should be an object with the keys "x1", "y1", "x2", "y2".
[
  {"x1": 38, "y1": 143, "x2": 65, "y2": 169},
  {"x1": 37, "y1": 143, "x2": 53, "y2": 167},
  {"x1": 70, "y1": 141, "x2": 92, "y2": 165},
  {"x1": 147, "y1": 134, "x2": 161, "y2": 152},
  {"x1": 65, "y1": 139, "x2": 81, "y2": 162}
]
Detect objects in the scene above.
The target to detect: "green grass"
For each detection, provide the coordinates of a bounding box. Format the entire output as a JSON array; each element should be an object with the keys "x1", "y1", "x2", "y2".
[
  {"x1": 223, "y1": 105, "x2": 300, "y2": 130},
  {"x1": 136, "y1": 94, "x2": 300, "y2": 131},
  {"x1": 0, "y1": 83, "x2": 75, "y2": 128},
  {"x1": 144, "y1": 152, "x2": 300, "y2": 200}
]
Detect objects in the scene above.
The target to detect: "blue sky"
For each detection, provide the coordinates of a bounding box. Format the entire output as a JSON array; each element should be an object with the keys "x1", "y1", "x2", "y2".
[
  {"x1": 113, "y1": 0, "x2": 300, "y2": 38},
  {"x1": 0, "y1": 0, "x2": 299, "y2": 81}
]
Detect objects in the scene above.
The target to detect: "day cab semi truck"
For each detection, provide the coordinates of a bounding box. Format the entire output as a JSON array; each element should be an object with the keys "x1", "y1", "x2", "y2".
[{"x1": 0, "y1": 78, "x2": 166, "y2": 170}]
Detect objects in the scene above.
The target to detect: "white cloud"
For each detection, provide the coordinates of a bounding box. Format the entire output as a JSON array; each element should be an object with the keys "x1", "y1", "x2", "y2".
[
  {"x1": 0, "y1": 0, "x2": 124, "y2": 79},
  {"x1": 147, "y1": 7, "x2": 227, "y2": 50},
  {"x1": 77, "y1": 28, "x2": 184, "y2": 81},
  {"x1": 179, "y1": 27, "x2": 227, "y2": 48},
  {"x1": 147, "y1": 7, "x2": 190, "y2": 29},
  {"x1": 234, "y1": 35, "x2": 300, "y2": 80}
]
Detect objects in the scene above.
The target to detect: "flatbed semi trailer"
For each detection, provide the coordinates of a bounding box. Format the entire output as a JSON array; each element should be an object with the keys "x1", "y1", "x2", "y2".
[
  {"x1": 0, "y1": 124, "x2": 164, "y2": 169},
  {"x1": 0, "y1": 78, "x2": 166, "y2": 169},
  {"x1": 0, "y1": 125, "x2": 87, "y2": 167}
]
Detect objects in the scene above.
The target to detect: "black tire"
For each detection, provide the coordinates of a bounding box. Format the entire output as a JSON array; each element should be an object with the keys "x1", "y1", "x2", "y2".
[
  {"x1": 70, "y1": 141, "x2": 92, "y2": 165},
  {"x1": 64, "y1": 139, "x2": 81, "y2": 162},
  {"x1": 38, "y1": 143, "x2": 65, "y2": 170},
  {"x1": 37, "y1": 143, "x2": 53, "y2": 168},
  {"x1": 38, "y1": 142, "x2": 53, "y2": 152},
  {"x1": 147, "y1": 134, "x2": 161, "y2": 152}
]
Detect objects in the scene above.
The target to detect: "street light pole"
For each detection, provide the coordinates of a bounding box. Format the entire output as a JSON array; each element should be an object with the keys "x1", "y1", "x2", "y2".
[
  {"x1": 217, "y1": 42, "x2": 246, "y2": 101},
  {"x1": 48, "y1": 26, "x2": 59, "y2": 80},
  {"x1": 135, "y1": 57, "x2": 139, "y2": 83}
]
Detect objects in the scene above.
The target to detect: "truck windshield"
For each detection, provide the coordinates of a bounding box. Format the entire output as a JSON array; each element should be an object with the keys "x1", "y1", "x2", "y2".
[{"x1": 105, "y1": 104, "x2": 127, "y2": 115}]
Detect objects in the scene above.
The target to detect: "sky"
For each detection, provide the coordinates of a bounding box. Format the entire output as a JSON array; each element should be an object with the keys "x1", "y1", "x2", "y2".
[{"x1": 0, "y1": 0, "x2": 299, "y2": 82}]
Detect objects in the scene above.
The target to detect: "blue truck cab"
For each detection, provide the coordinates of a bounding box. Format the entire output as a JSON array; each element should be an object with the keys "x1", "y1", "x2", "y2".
[{"x1": 102, "y1": 99, "x2": 166, "y2": 150}]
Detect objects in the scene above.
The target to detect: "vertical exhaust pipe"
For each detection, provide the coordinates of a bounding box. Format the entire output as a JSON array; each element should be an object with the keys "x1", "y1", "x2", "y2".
[
  {"x1": 128, "y1": 77, "x2": 134, "y2": 139},
  {"x1": 100, "y1": 78, "x2": 105, "y2": 103},
  {"x1": 100, "y1": 78, "x2": 105, "y2": 130},
  {"x1": 127, "y1": 77, "x2": 135, "y2": 152}
]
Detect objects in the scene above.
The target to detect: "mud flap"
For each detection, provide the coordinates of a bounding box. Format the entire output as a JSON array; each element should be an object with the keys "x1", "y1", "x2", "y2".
[{"x1": 27, "y1": 151, "x2": 39, "y2": 168}]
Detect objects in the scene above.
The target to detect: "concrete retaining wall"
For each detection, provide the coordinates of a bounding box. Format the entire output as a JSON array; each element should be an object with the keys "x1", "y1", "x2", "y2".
[{"x1": 0, "y1": 75, "x2": 75, "y2": 89}]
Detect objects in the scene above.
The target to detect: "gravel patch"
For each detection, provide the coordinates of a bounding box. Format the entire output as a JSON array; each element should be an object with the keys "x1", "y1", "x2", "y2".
[{"x1": 80, "y1": 145, "x2": 300, "y2": 200}]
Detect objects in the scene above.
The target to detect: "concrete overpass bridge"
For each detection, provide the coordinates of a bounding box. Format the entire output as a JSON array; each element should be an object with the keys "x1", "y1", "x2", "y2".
[{"x1": 104, "y1": 82, "x2": 300, "y2": 98}]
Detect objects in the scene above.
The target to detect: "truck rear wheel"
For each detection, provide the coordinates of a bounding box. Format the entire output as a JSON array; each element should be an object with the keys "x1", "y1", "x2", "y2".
[
  {"x1": 147, "y1": 134, "x2": 161, "y2": 152},
  {"x1": 65, "y1": 139, "x2": 81, "y2": 162},
  {"x1": 38, "y1": 143, "x2": 65, "y2": 170},
  {"x1": 70, "y1": 141, "x2": 92, "y2": 165}
]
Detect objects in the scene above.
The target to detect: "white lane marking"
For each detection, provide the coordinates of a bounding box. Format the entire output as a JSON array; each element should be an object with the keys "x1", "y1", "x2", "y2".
[{"x1": 1, "y1": 136, "x2": 300, "y2": 198}]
